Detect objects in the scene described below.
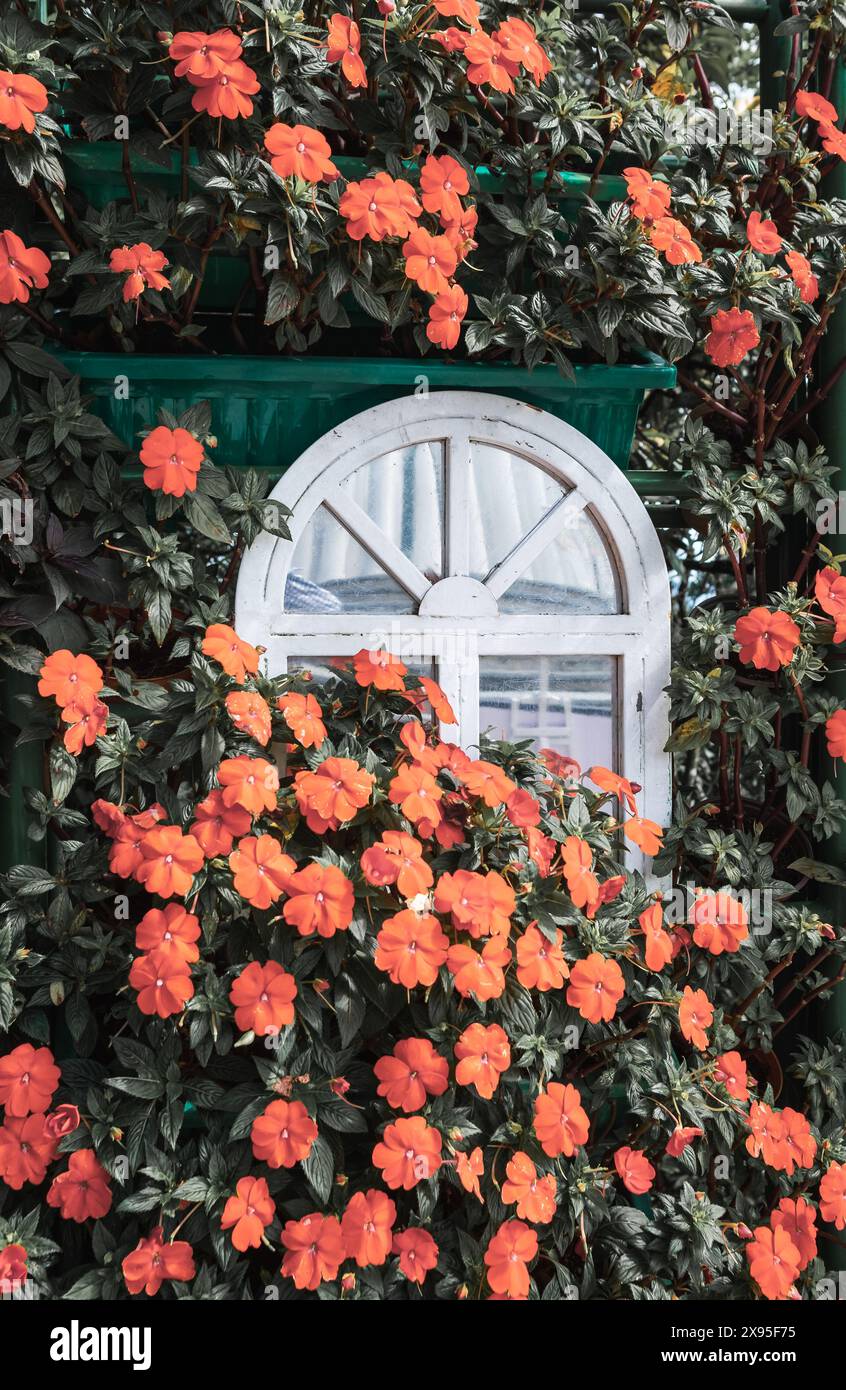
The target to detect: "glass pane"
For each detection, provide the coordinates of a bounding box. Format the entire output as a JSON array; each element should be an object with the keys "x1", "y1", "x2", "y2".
[
  {"x1": 499, "y1": 508, "x2": 620, "y2": 614},
  {"x1": 341, "y1": 443, "x2": 444, "y2": 583},
  {"x1": 478, "y1": 655, "x2": 615, "y2": 766},
  {"x1": 467, "y1": 444, "x2": 564, "y2": 578},
  {"x1": 288, "y1": 655, "x2": 435, "y2": 683},
  {"x1": 285, "y1": 505, "x2": 415, "y2": 614}
]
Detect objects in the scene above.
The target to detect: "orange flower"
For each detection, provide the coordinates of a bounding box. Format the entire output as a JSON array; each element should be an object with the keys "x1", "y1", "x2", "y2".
[
  {"x1": 191, "y1": 789, "x2": 251, "y2": 858},
  {"x1": 828, "y1": 712, "x2": 846, "y2": 763},
  {"x1": 505, "y1": 788, "x2": 541, "y2": 828},
  {"x1": 0, "y1": 1113, "x2": 56, "y2": 1189},
  {"x1": 372, "y1": 1115, "x2": 442, "y2": 1189},
  {"x1": 785, "y1": 248, "x2": 819, "y2": 303},
  {"x1": 373, "y1": 1038, "x2": 449, "y2": 1112},
  {"x1": 44, "y1": 1104, "x2": 80, "y2": 1139},
  {"x1": 139, "y1": 425, "x2": 203, "y2": 497},
  {"x1": 339, "y1": 175, "x2": 417, "y2": 241},
  {"x1": 135, "y1": 824, "x2": 204, "y2": 898},
  {"x1": 418, "y1": 675, "x2": 457, "y2": 723},
  {"x1": 501, "y1": 1152, "x2": 557, "y2": 1224},
  {"x1": 353, "y1": 647, "x2": 407, "y2": 690},
  {"x1": 426, "y1": 283, "x2": 468, "y2": 349},
  {"x1": 202, "y1": 622, "x2": 260, "y2": 683},
  {"x1": 446, "y1": 937, "x2": 511, "y2": 1001},
  {"x1": 47, "y1": 1149, "x2": 112, "y2": 1223},
  {"x1": 342, "y1": 1189, "x2": 396, "y2": 1267},
  {"x1": 746, "y1": 1101, "x2": 788, "y2": 1167},
  {"x1": 526, "y1": 826, "x2": 556, "y2": 877},
  {"x1": 62, "y1": 698, "x2": 108, "y2": 755},
  {"x1": 433, "y1": 0, "x2": 480, "y2": 22},
  {"x1": 403, "y1": 227, "x2": 458, "y2": 295},
  {"x1": 484, "y1": 1220, "x2": 537, "y2": 1299},
  {"x1": 0, "y1": 70, "x2": 48, "y2": 132},
  {"x1": 187, "y1": 59, "x2": 260, "y2": 119},
  {"x1": 533, "y1": 1081, "x2": 589, "y2": 1157},
  {"x1": 393, "y1": 1227, "x2": 439, "y2": 1283},
  {"x1": 714, "y1": 1050, "x2": 749, "y2": 1101},
  {"x1": 795, "y1": 90, "x2": 838, "y2": 124},
  {"x1": 746, "y1": 211, "x2": 782, "y2": 255},
  {"x1": 816, "y1": 565, "x2": 846, "y2": 629},
  {"x1": 283, "y1": 862, "x2": 354, "y2": 937},
  {"x1": 229, "y1": 960, "x2": 297, "y2": 1036},
  {"x1": 734, "y1": 607, "x2": 800, "y2": 670},
  {"x1": 455, "y1": 1146, "x2": 484, "y2": 1200},
  {"x1": 434, "y1": 868, "x2": 514, "y2": 937},
  {"x1": 229, "y1": 834, "x2": 295, "y2": 909},
  {"x1": 464, "y1": 32, "x2": 519, "y2": 94},
  {"x1": 818, "y1": 120, "x2": 846, "y2": 159},
  {"x1": 690, "y1": 889, "x2": 748, "y2": 956},
  {"x1": 566, "y1": 952, "x2": 625, "y2": 1023},
  {"x1": 388, "y1": 763, "x2": 443, "y2": 826},
  {"x1": 770, "y1": 1196, "x2": 817, "y2": 1270},
  {"x1": 251, "y1": 1098, "x2": 317, "y2": 1168},
  {"x1": 225, "y1": 691, "x2": 271, "y2": 745},
  {"x1": 361, "y1": 831, "x2": 433, "y2": 898},
  {"x1": 420, "y1": 154, "x2": 470, "y2": 223},
  {"x1": 38, "y1": 649, "x2": 103, "y2": 710},
  {"x1": 294, "y1": 756, "x2": 374, "y2": 831},
  {"x1": 264, "y1": 122, "x2": 339, "y2": 182},
  {"x1": 515, "y1": 923, "x2": 567, "y2": 991},
  {"x1": 624, "y1": 815, "x2": 663, "y2": 856},
  {"x1": 819, "y1": 1162, "x2": 846, "y2": 1229},
  {"x1": 442, "y1": 202, "x2": 479, "y2": 260},
  {"x1": 0, "y1": 229, "x2": 50, "y2": 304},
  {"x1": 649, "y1": 216, "x2": 702, "y2": 265},
  {"x1": 587, "y1": 764, "x2": 639, "y2": 812},
  {"x1": 665, "y1": 1125, "x2": 703, "y2": 1157},
  {"x1": 218, "y1": 755, "x2": 279, "y2": 815},
  {"x1": 109, "y1": 243, "x2": 170, "y2": 301},
  {"x1": 374, "y1": 909, "x2": 449, "y2": 987},
  {"x1": 326, "y1": 14, "x2": 367, "y2": 88},
  {"x1": 108, "y1": 808, "x2": 167, "y2": 878},
  {"x1": 639, "y1": 902, "x2": 673, "y2": 972},
  {"x1": 0, "y1": 1243, "x2": 26, "y2": 1293},
  {"x1": 678, "y1": 985, "x2": 713, "y2": 1049},
  {"x1": 561, "y1": 836, "x2": 599, "y2": 912},
  {"x1": 277, "y1": 691, "x2": 327, "y2": 748},
  {"x1": 746, "y1": 1224, "x2": 800, "y2": 1300},
  {"x1": 122, "y1": 1226, "x2": 195, "y2": 1296},
  {"x1": 614, "y1": 1145, "x2": 655, "y2": 1195},
  {"x1": 129, "y1": 948, "x2": 194, "y2": 1018},
  {"x1": 495, "y1": 17, "x2": 551, "y2": 82},
  {"x1": 454, "y1": 1022, "x2": 511, "y2": 1099},
  {"x1": 281, "y1": 1212, "x2": 344, "y2": 1290},
  {"x1": 779, "y1": 1107, "x2": 817, "y2": 1174},
  {"x1": 705, "y1": 307, "x2": 760, "y2": 367},
  {"x1": 0, "y1": 1043, "x2": 60, "y2": 1117},
  {"x1": 623, "y1": 167, "x2": 671, "y2": 221},
  {"x1": 221, "y1": 1175, "x2": 275, "y2": 1251},
  {"x1": 169, "y1": 29, "x2": 242, "y2": 78},
  {"x1": 135, "y1": 903, "x2": 200, "y2": 965},
  {"x1": 458, "y1": 757, "x2": 516, "y2": 807}
]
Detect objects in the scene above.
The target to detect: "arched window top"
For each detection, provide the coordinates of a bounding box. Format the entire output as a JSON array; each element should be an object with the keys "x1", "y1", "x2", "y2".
[{"x1": 236, "y1": 392, "x2": 671, "y2": 857}]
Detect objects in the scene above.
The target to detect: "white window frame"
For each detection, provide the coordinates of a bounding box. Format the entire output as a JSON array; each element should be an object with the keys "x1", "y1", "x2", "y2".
[{"x1": 235, "y1": 392, "x2": 672, "y2": 855}]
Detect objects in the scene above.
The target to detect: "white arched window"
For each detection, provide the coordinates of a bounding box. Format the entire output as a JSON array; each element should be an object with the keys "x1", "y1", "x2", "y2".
[{"x1": 236, "y1": 392, "x2": 671, "y2": 840}]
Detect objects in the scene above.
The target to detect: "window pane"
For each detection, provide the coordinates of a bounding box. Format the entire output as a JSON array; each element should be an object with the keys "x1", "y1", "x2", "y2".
[
  {"x1": 341, "y1": 443, "x2": 444, "y2": 583},
  {"x1": 499, "y1": 509, "x2": 620, "y2": 614},
  {"x1": 288, "y1": 655, "x2": 436, "y2": 683},
  {"x1": 285, "y1": 504, "x2": 415, "y2": 614},
  {"x1": 478, "y1": 655, "x2": 615, "y2": 765},
  {"x1": 468, "y1": 444, "x2": 565, "y2": 578}
]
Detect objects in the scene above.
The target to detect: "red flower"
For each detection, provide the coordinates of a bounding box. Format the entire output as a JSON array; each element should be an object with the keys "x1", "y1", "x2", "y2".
[
  {"x1": 454, "y1": 1022, "x2": 511, "y2": 1099},
  {"x1": 434, "y1": 867, "x2": 514, "y2": 937},
  {"x1": 0, "y1": 1113, "x2": 56, "y2": 1189},
  {"x1": 770, "y1": 1196, "x2": 817, "y2": 1269},
  {"x1": 426, "y1": 283, "x2": 468, "y2": 349},
  {"x1": 484, "y1": 1220, "x2": 537, "y2": 1299},
  {"x1": 44, "y1": 1104, "x2": 80, "y2": 1139},
  {"x1": 561, "y1": 835, "x2": 599, "y2": 912},
  {"x1": 229, "y1": 960, "x2": 297, "y2": 1036},
  {"x1": 705, "y1": 307, "x2": 760, "y2": 367},
  {"x1": 0, "y1": 229, "x2": 50, "y2": 304},
  {"x1": 734, "y1": 607, "x2": 800, "y2": 670},
  {"x1": 533, "y1": 1082, "x2": 590, "y2": 1157},
  {"x1": 264, "y1": 122, "x2": 339, "y2": 182},
  {"x1": 251, "y1": 1098, "x2": 317, "y2": 1168},
  {"x1": 746, "y1": 1224, "x2": 800, "y2": 1300},
  {"x1": 38, "y1": 649, "x2": 103, "y2": 710},
  {"x1": 202, "y1": 622, "x2": 260, "y2": 683},
  {"x1": 501, "y1": 1151, "x2": 557, "y2": 1224},
  {"x1": 506, "y1": 788, "x2": 541, "y2": 827},
  {"x1": 515, "y1": 923, "x2": 568, "y2": 992},
  {"x1": 678, "y1": 985, "x2": 713, "y2": 1049},
  {"x1": 458, "y1": 757, "x2": 516, "y2": 807},
  {"x1": 639, "y1": 902, "x2": 673, "y2": 972},
  {"x1": 649, "y1": 216, "x2": 702, "y2": 265},
  {"x1": 393, "y1": 1227, "x2": 439, "y2": 1283},
  {"x1": 464, "y1": 32, "x2": 519, "y2": 94},
  {"x1": 714, "y1": 1050, "x2": 749, "y2": 1101},
  {"x1": 122, "y1": 1226, "x2": 196, "y2": 1296},
  {"x1": 130, "y1": 948, "x2": 194, "y2": 1018},
  {"x1": 785, "y1": 248, "x2": 819, "y2": 303},
  {"x1": 614, "y1": 1145, "x2": 656, "y2": 1195},
  {"x1": 229, "y1": 834, "x2": 295, "y2": 910},
  {"x1": 62, "y1": 698, "x2": 108, "y2": 755},
  {"x1": 420, "y1": 154, "x2": 470, "y2": 224},
  {"x1": 795, "y1": 90, "x2": 838, "y2": 124},
  {"x1": 0, "y1": 1043, "x2": 60, "y2": 1117},
  {"x1": 403, "y1": 227, "x2": 458, "y2": 295},
  {"x1": 665, "y1": 1126, "x2": 703, "y2": 1157},
  {"x1": 624, "y1": 167, "x2": 671, "y2": 220},
  {"x1": 218, "y1": 755, "x2": 280, "y2": 815},
  {"x1": 277, "y1": 691, "x2": 327, "y2": 748},
  {"x1": 187, "y1": 60, "x2": 260, "y2": 119},
  {"x1": 283, "y1": 862, "x2": 354, "y2": 938},
  {"x1": 746, "y1": 211, "x2": 782, "y2": 255},
  {"x1": 0, "y1": 71, "x2": 48, "y2": 132},
  {"x1": 135, "y1": 824, "x2": 204, "y2": 898},
  {"x1": 294, "y1": 756, "x2": 374, "y2": 830},
  {"x1": 221, "y1": 1176, "x2": 275, "y2": 1251},
  {"x1": 374, "y1": 1038, "x2": 449, "y2": 1113},
  {"x1": 46, "y1": 1149, "x2": 112, "y2": 1223},
  {"x1": 455, "y1": 1146, "x2": 484, "y2": 1200},
  {"x1": 820, "y1": 1162, "x2": 846, "y2": 1229},
  {"x1": 495, "y1": 18, "x2": 551, "y2": 82},
  {"x1": 169, "y1": 30, "x2": 242, "y2": 78},
  {"x1": 818, "y1": 120, "x2": 846, "y2": 159},
  {"x1": 0, "y1": 1243, "x2": 27, "y2": 1294},
  {"x1": 342, "y1": 1189, "x2": 396, "y2": 1267},
  {"x1": 372, "y1": 1116, "x2": 442, "y2": 1189},
  {"x1": 446, "y1": 937, "x2": 511, "y2": 1001},
  {"x1": 136, "y1": 903, "x2": 200, "y2": 965},
  {"x1": 361, "y1": 831, "x2": 433, "y2": 898},
  {"x1": 139, "y1": 425, "x2": 203, "y2": 497},
  {"x1": 109, "y1": 243, "x2": 170, "y2": 301},
  {"x1": 191, "y1": 789, "x2": 251, "y2": 858},
  {"x1": 326, "y1": 15, "x2": 367, "y2": 88},
  {"x1": 281, "y1": 1213, "x2": 345, "y2": 1289},
  {"x1": 339, "y1": 175, "x2": 418, "y2": 242},
  {"x1": 225, "y1": 691, "x2": 272, "y2": 746}
]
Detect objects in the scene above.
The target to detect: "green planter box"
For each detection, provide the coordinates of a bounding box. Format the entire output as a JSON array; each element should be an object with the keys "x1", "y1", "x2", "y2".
[{"x1": 52, "y1": 350, "x2": 674, "y2": 475}]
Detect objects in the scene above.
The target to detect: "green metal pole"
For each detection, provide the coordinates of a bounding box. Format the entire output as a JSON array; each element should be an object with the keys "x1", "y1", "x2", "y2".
[{"x1": 0, "y1": 672, "x2": 45, "y2": 872}]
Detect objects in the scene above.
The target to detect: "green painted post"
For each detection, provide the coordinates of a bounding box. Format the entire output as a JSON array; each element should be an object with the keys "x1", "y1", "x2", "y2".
[{"x1": 0, "y1": 672, "x2": 45, "y2": 872}]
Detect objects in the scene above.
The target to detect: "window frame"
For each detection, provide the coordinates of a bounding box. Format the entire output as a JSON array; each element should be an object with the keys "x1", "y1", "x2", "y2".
[{"x1": 235, "y1": 391, "x2": 672, "y2": 857}]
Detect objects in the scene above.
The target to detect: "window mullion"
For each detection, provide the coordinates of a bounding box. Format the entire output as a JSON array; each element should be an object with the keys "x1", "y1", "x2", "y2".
[{"x1": 446, "y1": 429, "x2": 472, "y2": 577}]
